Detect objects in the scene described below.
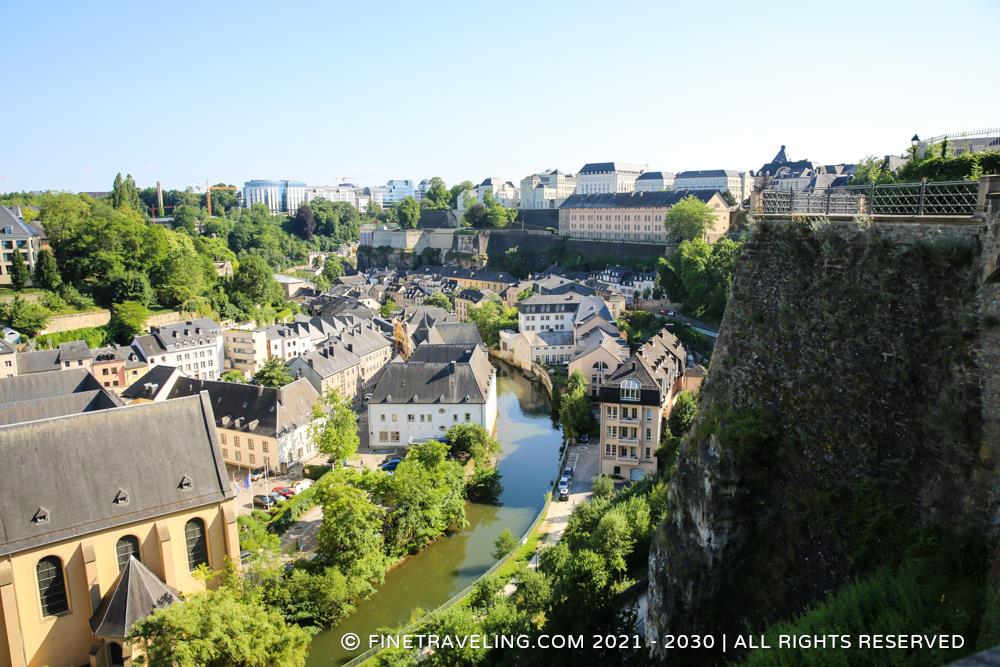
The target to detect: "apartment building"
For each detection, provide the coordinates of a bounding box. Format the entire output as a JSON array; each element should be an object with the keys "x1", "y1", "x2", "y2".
[
  {"x1": 674, "y1": 170, "x2": 750, "y2": 203},
  {"x1": 558, "y1": 190, "x2": 731, "y2": 244},
  {"x1": 454, "y1": 288, "x2": 492, "y2": 322},
  {"x1": 367, "y1": 344, "x2": 498, "y2": 447},
  {"x1": 475, "y1": 178, "x2": 519, "y2": 207},
  {"x1": 0, "y1": 338, "x2": 15, "y2": 378},
  {"x1": 519, "y1": 170, "x2": 576, "y2": 209},
  {"x1": 131, "y1": 318, "x2": 224, "y2": 380},
  {"x1": 287, "y1": 344, "x2": 362, "y2": 402},
  {"x1": 0, "y1": 394, "x2": 238, "y2": 667},
  {"x1": 382, "y1": 180, "x2": 416, "y2": 207},
  {"x1": 0, "y1": 205, "x2": 44, "y2": 286},
  {"x1": 223, "y1": 327, "x2": 269, "y2": 376},
  {"x1": 242, "y1": 180, "x2": 307, "y2": 214},
  {"x1": 574, "y1": 162, "x2": 646, "y2": 195},
  {"x1": 634, "y1": 171, "x2": 675, "y2": 192}
]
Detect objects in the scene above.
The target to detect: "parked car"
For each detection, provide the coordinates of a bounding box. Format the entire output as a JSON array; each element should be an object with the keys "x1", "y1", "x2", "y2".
[
  {"x1": 272, "y1": 486, "x2": 295, "y2": 499},
  {"x1": 667, "y1": 310, "x2": 676, "y2": 317},
  {"x1": 268, "y1": 492, "x2": 286, "y2": 505},
  {"x1": 557, "y1": 484, "x2": 570, "y2": 501},
  {"x1": 559, "y1": 475, "x2": 570, "y2": 488},
  {"x1": 292, "y1": 479, "x2": 313, "y2": 494},
  {"x1": 381, "y1": 454, "x2": 401, "y2": 465},
  {"x1": 240, "y1": 550, "x2": 253, "y2": 564},
  {"x1": 659, "y1": 309, "x2": 667, "y2": 315},
  {"x1": 253, "y1": 494, "x2": 276, "y2": 509},
  {"x1": 249, "y1": 467, "x2": 267, "y2": 481},
  {"x1": 563, "y1": 466, "x2": 574, "y2": 480},
  {"x1": 381, "y1": 458, "x2": 402, "y2": 472},
  {"x1": 578, "y1": 433, "x2": 590, "y2": 444}
]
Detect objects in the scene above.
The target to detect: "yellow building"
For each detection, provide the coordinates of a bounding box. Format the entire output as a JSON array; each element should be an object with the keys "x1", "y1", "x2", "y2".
[{"x1": 0, "y1": 395, "x2": 239, "y2": 667}]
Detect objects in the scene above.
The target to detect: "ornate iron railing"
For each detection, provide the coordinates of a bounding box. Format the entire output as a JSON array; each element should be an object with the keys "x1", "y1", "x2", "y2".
[{"x1": 759, "y1": 180, "x2": 980, "y2": 217}]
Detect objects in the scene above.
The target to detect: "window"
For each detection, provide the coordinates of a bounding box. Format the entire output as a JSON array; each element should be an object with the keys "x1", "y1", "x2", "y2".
[
  {"x1": 184, "y1": 518, "x2": 208, "y2": 571},
  {"x1": 620, "y1": 378, "x2": 641, "y2": 402},
  {"x1": 407, "y1": 414, "x2": 415, "y2": 422},
  {"x1": 247, "y1": 439, "x2": 254, "y2": 451},
  {"x1": 262, "y1": 442, "x2": 268, "y2": 453},
  {"x1": 36, "y1": 556, "x2": 68, "y2": 616},
  {"x1": 391, "y1": 431, "x2": 400, "y2": 442},
  {"x1": 222, "y1": 448, "x2": 228, "y2": 458},
  {"x1": 464, "y1": 413, "x2": 471, "y2": 421},
  {"x1": 235, "y1": 451, "x2": 241, "y2": 462},
  {"x1": 234, "y1": 436, "x2": 240, "y2": 446},
  {"x1": 249, "y1": 454, "x2": 255, "y2": 464},
  {"x1": 379, "y1": 431, "x2": 389, "y2": 442},
  {"x1": 116, "y1": 535, "x2": 141, "y2": 571}
]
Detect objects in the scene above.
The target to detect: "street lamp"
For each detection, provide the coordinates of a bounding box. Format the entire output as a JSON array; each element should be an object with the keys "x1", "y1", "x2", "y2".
[{"x1": 910, "y1": 134, "x2": 921, "y2": 160}]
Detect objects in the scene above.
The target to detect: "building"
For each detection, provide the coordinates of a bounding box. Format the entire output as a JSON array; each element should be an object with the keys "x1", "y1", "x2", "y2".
[
  {"x1": 394, "y1": 305, "x2": 458, "y2": 358},
  {"x1": 0, "y1": 338, "x2": 15, "y2": 379},
  {"x1": 0, "y1": 205, "x2": 43, "y2": 286},
  {"x1": 242, "y1": 180, "x2": 307, "y2": 214},
  {"x1": 274, "y1": 274, "x2": 312, "y2": 299},
  {"x1": 287, "y1": 344, "x2": 362, "y2": 402},
  {"x1": 558, "y1": 190, "x2": 731, "y2": 244},
  {"x1": 574, "y1": 162, "x2": 646, "y2": 195},
  {"x1": 15, "y1": 340, "x2": 93, "y2": 375},
  {"x1": 425, "y1": 322, "x2": 484, "y2": 348},
  {"x1": 303, "y1": 184, "x2": 359, "y2": 207},
  {"x1": 382, "y1": 180, "x2": 416, "y2": 207},
  {"x1": 634, "y1": 171, "x2": 675, "y2": 192},
  {"x1": 475, "y1": 178, "x2": 519, "y2": 207},
  {"x1": 0, "y1": 395, "x2": 239, "y2": 667},
  {"x1": 0, "y1": 368, "x2": 122, "y2": 426},
  {"x1": 754, "y1": 146, "x2": 855, "y2": 192},
  {"x1": 673, "y1": 170, "x2": 750, "y2": 203},
  {"x1": 454, "y1": 288, "x2": 492, "y2": 322},
  {"x1": 568, "y1": 329, "x2": 631, "y2": 397},
  {"x1": 223, "y1": 327, "x2": 269, "y2": 377},
  {"x1": 367, "y1": 344, "x2": 498, "y2": 447},
  {"x1": 519, "y1": 170, "x2": 576, "y2": 209},
  {"x1": 595, "y1": 266, "x2": 656, "y2": 303},
  {"x1": 90, "y1": 344, "x2": 148, "y2": 394},
  {"x1": 598, "y1": 327, "x2": 687, "y2": 481},
  {"x1": 417, "y1": 179, "x2": 432, "y2": 201},
  {"x1": 131, "y1": 318, "x2": 224, "y2": 381},
  {"x1": 123, "y1": 369, "x2": 320, "y2": 474}
]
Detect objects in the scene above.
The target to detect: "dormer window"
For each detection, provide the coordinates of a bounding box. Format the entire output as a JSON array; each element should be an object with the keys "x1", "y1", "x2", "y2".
[
  {"x1": 32, "y1": 507, "x2": 50, "y2": 524},
  {"x1": 113, "y1": 489, "x2": 129, "y2": 505},
  {"x1": 620, "y1": 378, "x2": 641, "y2": 402},
  {"x1": 178, "y1": 475, "x2": 193, "y2": 490}
]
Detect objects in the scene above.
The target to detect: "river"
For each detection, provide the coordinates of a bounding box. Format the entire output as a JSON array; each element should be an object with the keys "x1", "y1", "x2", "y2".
[{"x1": 307, "y1": 360, "x2": 563, "y2": 666}]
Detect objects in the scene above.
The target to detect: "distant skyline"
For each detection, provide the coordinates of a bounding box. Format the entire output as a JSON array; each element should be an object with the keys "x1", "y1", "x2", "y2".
[{"x1": 2, "y1": 0, "x2": 998, "y2": 193}]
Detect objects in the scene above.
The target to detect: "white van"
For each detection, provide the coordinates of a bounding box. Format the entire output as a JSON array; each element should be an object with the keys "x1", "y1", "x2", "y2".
[{"x1": 292, "y1": 479, "x2": 314, "y2": 494}]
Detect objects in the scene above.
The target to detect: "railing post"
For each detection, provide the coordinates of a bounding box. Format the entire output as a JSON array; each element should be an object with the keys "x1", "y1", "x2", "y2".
[
  {"x1": 918, "y1": 178, "x2": 927, "y2": 216},
  {"x1": 868, "y1": 183, "x2": 875, "y2": 215},
  {"x1": 789, "y1": 189, "x2": 795, "y2": 215},
  {"x1": 825, "y1": 189, "x2": 831, "y2": 215}
]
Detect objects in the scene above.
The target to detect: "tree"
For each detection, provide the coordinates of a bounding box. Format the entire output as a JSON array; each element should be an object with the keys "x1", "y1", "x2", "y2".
[
  {"x1": 7, "y1": 246, "x2": 29, "y2": 289},
  {"x1": 492, "y1": 528, "x2": 518, "y2": 560},
  {"x1": 379, "y1": 298, "x2": 396, "y2": 319},
  {"x1": 446, "y1": 422, "x2": 499, "y2": 465},
  {"x1": 171, "y1": 205, "x2": 199, "y2": 234},
  {"x1": 221, "y1": 369, "x2": 246, "y2": 383},
  {"x1": 252, "y1": 357, "x2": 293, "y2": 388},
  {"x1": 592, "y1": 508, "x2": 634, "y2": 574},
  {"x1": 111, "y1": 173, "x2": 142, "y2": 212},
  {"x1": 668, "y1": 390, "x2": 698, "y2": 436},
  {"x1": 232, "y1": 255, "x2": 280, "y2": 306},
  {"x1": 422, "y1": 177, "x2": 451, "y2": 210},
  {"x1": 108, "y1": 301, "x2": 149, "y2": 344},
  {"x1": 365, "y1": 200, "x2": 383, "y2": 220},
  {"x1": 592, "y1": 474, "x2": 614, "y2": 498},
  {"x1": 423, "y1": 290, "x2": 452, "y2": 311},
  {"x1": 127, "y1": 584, "x2": 311, "y2": 667},
  {"x1": 98, "y1": 269, "x2": 154, "y2": 307},
  {"x1": 463, "y1": 202, "x2": 487, "y2": 227},
  {"x1": 559, "y1": 370, "x2": 595, "y2": 441},
  {"x1": 449, "y1": 181, "x2": 474, "y2": 209},
  {"x1": 2, "y1": 296, "x2": 49, "y2": 337},
  {"x1": 294, "y1": 204, "x2": 316, "y2": 240},
  {"x1": 321, "y1": 257, "x2": 345, "y2": 283},
  {"x1": 396, "y1": 196, "x2": 420, "y2": 229},
  {"x1": 310, "y1": 389, "x2": 359, "y2": 462},
  {"x1": 316, "y1": 475, "x2": 389, "y2": 582},
  {"x1": 467, "y1": 296, "x2": 518, "y2": 347},
  {"x1": 664, "y1": 195, "x2": 717, "y2": 241},
  {"x1": 33, "y1": 248, "x2": 61, "y2": 291},
  {"x1": 720, "y1": 190, "x2": 737, "y2": 207}
]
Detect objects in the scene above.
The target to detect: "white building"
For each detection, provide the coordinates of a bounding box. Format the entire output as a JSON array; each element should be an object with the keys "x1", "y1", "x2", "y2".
[
  {"x1": 131, "y1": 318, "x2": 225, "y2": 381},
  {"x1": 574, "y1": 162, "x2": 646, "y2": 195},
  {"x1": 242, "y1": 180, "x2": 307, "y2": 214},
  {"x1": 475, "y1": 178, "x2": 519, "y2": 207},
  {"x1": 382, "y1": 180, "x2": 416, "y2": 207},
  {"x1": 634, "y1": 171, "x2": 675, "y2": 192},
  {"x1": 303, "y1": 184, "x2": 358, "y2": 206},
  {"x1": 417, "y1": 179, "x2": 432, "y2": 201},
  {"x1": 367, "y1": 344, "x2": 498, "y2": 447},
  {"x1": 673, "y1": 170, "x2": 750, "y2": 203},
  {"x1": 519, "y1": 170, "x2": 577, "y2": 209}
]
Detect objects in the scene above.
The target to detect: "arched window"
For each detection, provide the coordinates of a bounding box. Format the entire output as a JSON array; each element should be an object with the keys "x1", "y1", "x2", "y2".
[
  {"x1": 184, "y1": 519, "x2": 208, "y2": 571},
  {"x1": 115, "y1": 536, "x2": 141, "y2": 571},
  {"x1": 620, "y1": 378, "x2": 641, "y2": 402},
  {"x1": 36, "y1": 556, "x2": 68, "y2": 616},
  {"x1": 592, "y1": 361, "x2": 609, "y2": 373}
]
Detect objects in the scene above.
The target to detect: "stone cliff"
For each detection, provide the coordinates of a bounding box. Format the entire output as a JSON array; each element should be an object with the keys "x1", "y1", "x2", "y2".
[{"x1": 646, "y1": 211, "x2": 1000, "y2": 661}]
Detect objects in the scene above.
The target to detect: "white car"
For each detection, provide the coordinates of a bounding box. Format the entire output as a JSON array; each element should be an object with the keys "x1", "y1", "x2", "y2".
[{"x1": 292, "y1": 479, "x2": 314, "y2": 494}]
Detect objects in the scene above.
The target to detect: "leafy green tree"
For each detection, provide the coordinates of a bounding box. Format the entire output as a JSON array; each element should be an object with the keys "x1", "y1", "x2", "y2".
[
  {"x1": 396, "y1": 196, "x2": 420, "y2": 229},
  {"x1": 664, "y1": 195, "x2": 717, "y2": 241},
  {"x1": 670, "y1": 237, "x2": 742, "y2": 319},
  {"x1": 591, "y1": 474, "x2": 614, "y2": 498},
  {"x1": 221, "y1": 369, "x2": 246, "y2": 383},
  {"x1": 466, "y1": 467, "x2": 502, "y2": 504},
  {"x1": 294, "y1": 204, "x2": 316, "y2": 240},
  {"x1": 108, "y1": 301, "x2": 149, "y2": 344},
  {"x1": 8, "y1": 246, "x2": 29, "y2": 289},
  {"x1": 482, "y1": 191, "x2": 517, "y2": 229},
  {"x1": 111, "y1": 173, "x2": 142, "y2": 212},
  {"x1": 127, "y1": 584, "x2": 311, "y2": 667},
  {"x1": 98, "y1": 269, "x2": 154, "y2": 307},
  {"x1": 379, "y1": 297, "x2": 396, "y2": 319},
  {"x1": 492, "y1": 528, "x2": 518, "y2": 560},
  {"x1": 445, "y1": 422, "x2": 499, "y2": 465},
  {"x1": 232, "y1": 255, "x2": 280, "y2": 306},
  {"x1": 316, "y1": 475, "x2": 389, "y2": 582},
  {"x1": 365, "y1": 200, "x2": 383, "y2": 220},
  {"x1": 449, "y1": 181, "x2": 474, "y2": 209},
  {"x1": 467, "y1": 295, "x2": 518, "y2": 346},
  {"x1": 422, "y1": 290, "x2": 452, "y2": 311},
  {"x1": 321, "y1": 257, "x2": 345, "y2": 283},
  {"x1": 668, "y1": 390, "x2": 698, "y2": 436},
  {"x1": 2, "y1": 296, "x2": 49, "y2": 337},
  {"x1": 310, "y1": 388, "x2": 359, "y2": 462},
  {"x1": 421, "y1": 177, "x2": 451, "y2": 209},
  {"x1": 171, "y1": 204, "x2": 199, "y2": 234},
  {"x1": 33, "y1": 248, "x2": 61, "y2": 291},
  {"x1": 252, "y1": 357, "x2": 293, "y2": 387},
  {"x1": 592, "y1": 508, "x2": 634, "y2": 574},
  {"x1": 559, "y1": 370, "x2": 595, "y2": 441},
  {"x1": 463, "y1": 202, "x2": 487, "y2": 227}
]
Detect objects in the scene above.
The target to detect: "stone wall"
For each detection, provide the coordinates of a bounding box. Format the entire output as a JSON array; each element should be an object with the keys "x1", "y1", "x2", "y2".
[
  {"x1": 646, "y1": 213, "x2": 1000, "y2": 660},
  {"x1": 39, "y1": 309, "x2": 110, "y2": 334}
]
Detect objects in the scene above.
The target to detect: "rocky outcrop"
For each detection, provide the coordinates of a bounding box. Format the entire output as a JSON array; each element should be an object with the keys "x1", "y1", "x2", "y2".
[{"x1": 647, "y1": 214, "x2": 1000, "y2": 661}]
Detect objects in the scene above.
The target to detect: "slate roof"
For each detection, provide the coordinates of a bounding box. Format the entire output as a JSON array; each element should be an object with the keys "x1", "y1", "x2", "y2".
[
  {"x1": 90, "y1": 556, "x2": 180, "y2": 638},
  {"x1": 0, "y1": 205, "x2": 38, "y2": 237},
  {"x1": 574, "y1": 295, "x2": 614, "y2": 326},
  {"x1": 598, "y1": 325, "x2": 686, "y2": 405},
  {"x1": 16, "y1": 340, "x2": 95, "y2": 374},
  {"x1": 0, "y1": 390, "x2": 121, "y2": 426},
  {"x1": 289, "y1": 345, "x2": 361, "y2": 380},
  {"x1": 0, "y1": 367, "x2": 116, "y2": 407},
  {"x1": 93, "y1": 344, "x2": 147, "y2": 368},
  {"x1": 636, "y1": 171, "x2": 675, "y2": 181},
  {"x1": 132, "y1": 319, "x2": 222, "y2": 359},
  {"x1": 578, "y1": 162, "x2": 645, "y2": 174},
  {"x1": 0, "y1": 338, "x2": 14, "y2": 355},
  {"x1": 456, "y1": 288, "x2": 489, "y2": 304},
  {"x1": 675, "y1": 170, "x2": 741, "y2": 179},
  {"x1": 571, "y1": 328, "x2": 630, "y2": 364},
  {"x1": 519, "y1": 330, "x2": 574, "y2": 347},
  {"x1": 560, "y1": 190, "x2": 719, "y2": 210},
  {"x1": 369, "y1": 345, "x2": 493, "y2": 405},
  {"x1": 425, "y1": 322, "x2": 484, "y2": 347},
  {"x1": 0, "y1": 395, "x2": 233, "y2": 557}
]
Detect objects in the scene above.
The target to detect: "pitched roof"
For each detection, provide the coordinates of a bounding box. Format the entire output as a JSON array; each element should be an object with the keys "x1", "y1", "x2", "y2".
[
  {"x1": 16, "y1": 340, "x2": 95, "y2": 374},
  {"x1": 289, "y1": 345, "x2": 361, "y2": 380},
  {"x1": 578, "y1": 162, "x2": 645, "y2": 174},
  {"x1": 132, "y1": 319, "x2": 222, "y2": 359},
  {"x1": 0, "y1": 368, "x2": 118, "y2": 409},
  {"x1": 425, "y1": 322, "x2": 484, "y2": 347},
  {"x1": 0, "y1": 395, "x2": 233, "y2": 557},
  {"x1": 0, "y1": 205, "x2": 38, "y2": 238},
  {"x1": 560, "y1": 190, "x2": 719, "y2": 210},
  {"x1": 90, "y1": 556, "x2": 180, "y2": 638},
  {"x1": 675, "y1": 170, "x2": 742, "y2": 179},
  {"x1": 636, "y1": 171, "x2": 675, "y2": 180},
  {"x1": 369, "y1": 345, "x2": 493, "y2": 405}
]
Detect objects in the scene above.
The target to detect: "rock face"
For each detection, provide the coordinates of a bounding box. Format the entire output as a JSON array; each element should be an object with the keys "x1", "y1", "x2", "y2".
[{"x1": 647, "y1": 214, "x2": 1000, "y2": 661}]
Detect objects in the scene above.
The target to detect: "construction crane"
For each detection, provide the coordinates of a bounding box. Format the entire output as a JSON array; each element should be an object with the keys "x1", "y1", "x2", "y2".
[{"x1": 205, "y1": 183, "x2": 238, "y2": 216}]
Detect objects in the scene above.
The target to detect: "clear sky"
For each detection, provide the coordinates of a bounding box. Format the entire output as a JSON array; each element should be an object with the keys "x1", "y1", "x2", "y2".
[{"x1": 2, "y1": 0, "x2": 998, "y2": 193}]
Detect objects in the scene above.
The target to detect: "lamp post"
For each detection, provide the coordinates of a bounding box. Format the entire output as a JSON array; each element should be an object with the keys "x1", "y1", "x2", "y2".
[{"x1": 910, "y1": 134, "x2": 921, "y2": 160}]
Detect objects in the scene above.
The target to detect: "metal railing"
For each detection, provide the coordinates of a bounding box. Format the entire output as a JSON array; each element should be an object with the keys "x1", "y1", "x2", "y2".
[{"x1": 758, "y1": 180, "x2": 981, "y2": 217}]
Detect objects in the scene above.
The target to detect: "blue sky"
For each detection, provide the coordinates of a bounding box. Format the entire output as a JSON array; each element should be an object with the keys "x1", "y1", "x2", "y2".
[{"x1": 2, "y1": 0, "x2": 998, "y2": 193}]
